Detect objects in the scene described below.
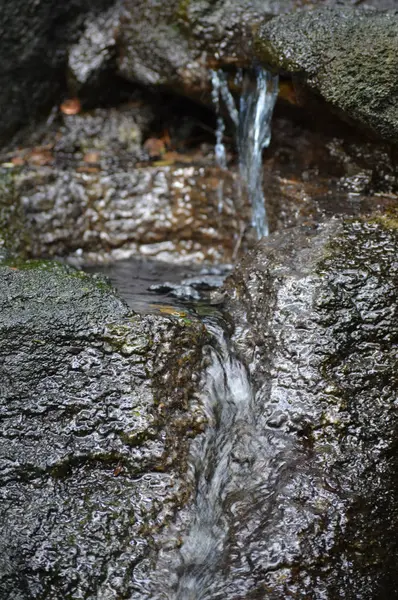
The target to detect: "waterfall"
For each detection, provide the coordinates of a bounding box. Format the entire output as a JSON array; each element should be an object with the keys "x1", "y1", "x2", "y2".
[
  {"x1": 148, "y1": 315, "x2": 298, "y2": 599},
  {"x1": 211, "y1": 67, "x2": 279, "y2": 238}
]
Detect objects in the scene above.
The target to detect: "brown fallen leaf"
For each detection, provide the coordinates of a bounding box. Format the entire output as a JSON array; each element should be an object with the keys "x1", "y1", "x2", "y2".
[
  {"x1": 278, "y1": 81, "x2": 297, "y2": 105},
  {"x1": 76, "y1": 165, "x2": 100, "y2": 174},
  {"x1": 28, "y1": 148, "x2": 53, "y2": 166},
  {"x1": 143, "y1": 137, "x2": 166, "y2": 158},
  {"x1": 60, "y1": 98, "x2": 81, "y2": 115},
  {"x1": 11, "y1": 156, "x2": 25, "y2": 166},
  {"x1": 113, "y1": 464, "x2": 123, "y2": 477},
  {"x1": 83, "y1": 152, "x2": 100, "y2": 164}
]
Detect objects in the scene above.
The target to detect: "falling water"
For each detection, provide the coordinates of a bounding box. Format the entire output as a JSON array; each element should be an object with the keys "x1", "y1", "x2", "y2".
[
  {"x1": 210, "y1": 71, "x2": 228, "y2": 212},
  {"x1": 150, "y1": 317, "x2": 256, "y2": 599},
  {"x1": 211, "y1": 67, "x2": 278, "y2": 238},
  {"x1": 238, "y1": 68, "x2": 279, "y2": 238}
]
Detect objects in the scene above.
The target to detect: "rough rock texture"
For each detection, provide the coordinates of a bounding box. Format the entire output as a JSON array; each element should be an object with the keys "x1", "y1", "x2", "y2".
[
  {"x1": 2, "y1": 0, "x2": 397, "y2": 145},
  {"x1": 256, "y1": 7, "x2": 398, "y2": 142},
  {"x1": 210, "y1": 215, "x2": 398, "y2": 598},
  {"x1": 0, "y1": 0, "x2": 115, "y2": 144},
  {"x1": 0, "y1": 163, "x2": 250, "y2": 265},
  {"x1": 108, "y1": 0, "x2": 359, "y2": 98},
  {"x1": 0, "y1": 258, "x2": 207, "y2": 599}
]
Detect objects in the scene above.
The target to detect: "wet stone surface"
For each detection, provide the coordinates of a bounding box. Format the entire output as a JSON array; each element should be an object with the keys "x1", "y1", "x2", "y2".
[
  {"x1": 0, "y1": 101, "x2": 253, "y2": 265},
  {"x1": 209, "y1": 216, "x2": 398, "y2": 598},
  {"x1": 256, "y1": 6, "x2": 398, "y2": 141},
  {"x1": 264, "y1": 111, "x2": 398, "y2": 231},
  {"x1": 0, "y1": 257, "x2": 207, "y2": 599},
  {"x1": 1, "y1": 164, "x2": 249, "y2": 265},
  {"x1": 2, "y1": 97, "x2": 397, "y2": 268}
]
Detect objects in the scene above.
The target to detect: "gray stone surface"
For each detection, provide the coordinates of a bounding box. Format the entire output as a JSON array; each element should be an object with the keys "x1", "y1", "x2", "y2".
[
  {"x1": 215, "y1": 215, "x2": 398, "y2": 597},
  {"x1": 0, "y1": 257, "x2": 207, "y2": 599},
  {"x1": 256, "y1": 7, "x2": 398, "y2": 141},
  {"x1": 0, "y1": 163, "x2": 250, "y2": 265}
]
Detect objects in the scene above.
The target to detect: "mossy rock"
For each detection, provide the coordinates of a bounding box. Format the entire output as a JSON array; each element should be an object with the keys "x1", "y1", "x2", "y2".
[{"x1": 256, "y1": 7, "x2": 398, "y2": 142}]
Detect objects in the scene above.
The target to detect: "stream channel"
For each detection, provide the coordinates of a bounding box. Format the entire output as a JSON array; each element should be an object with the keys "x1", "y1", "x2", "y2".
[
  {"x1": 85, "y1": 71, "x2": 281, "y2": 596},
  {"x1": 86, "y1": 255, "x2": 263, "y2": 599},
  {"x1": 82, "y1": 68, "x2": 330, "y2": 598}
]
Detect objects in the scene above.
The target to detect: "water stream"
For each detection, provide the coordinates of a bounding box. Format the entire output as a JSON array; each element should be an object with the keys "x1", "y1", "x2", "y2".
[
  {"x1": 211, "y1": 67, "x2": 279, "y2": 238},
  {"x1": 171, "y1": 318, "x2": 256, "y2": 600},
  {"x1": 89, "y1": 260, "x2": 313, "y2": 599}
]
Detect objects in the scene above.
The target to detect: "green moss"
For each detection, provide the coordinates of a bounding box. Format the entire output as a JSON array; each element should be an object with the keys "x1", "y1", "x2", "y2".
[
  {"x1": 104, "y1": 320, "x2": 152, "y2": 355},
  {"x1": 368, "y1": 208, "x2": 398, "y2": 231},
  {"x1": 175, "y1": 0, "x2": 190, "y2": 23}
]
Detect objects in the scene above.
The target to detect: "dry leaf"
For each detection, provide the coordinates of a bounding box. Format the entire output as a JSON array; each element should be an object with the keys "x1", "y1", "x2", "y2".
[
  {"x1": 11, "y1": 156, "x2": 25, "y2": 166},
  {"x1": 28, "y1": 148, "x2": 53, "y2": 166},
  {"x1": 113, "y1": 464, "x2": 123, "y2": 477},
  {"x1": 143, "y1": 137, "x2": 166, "y2": 158},
  {"x1": 76, "y1": 165, "x2": 100, "y2": 174},
  {"x1": 83, "y1": 152, "x2": 100, "y2": 164},
  {"x1": 60, "y1": 98, "x2": 81, "y2": 115}
]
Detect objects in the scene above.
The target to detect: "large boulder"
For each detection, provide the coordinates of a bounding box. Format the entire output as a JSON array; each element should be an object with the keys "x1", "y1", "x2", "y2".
[
  {"x1": 256, "y1": 7, "x2": 398, "y2": 142},
  {"x1": 171, "y1": 215, "x2": 398, "y2": 598},
  {"x1": 0, "y1": 257, "x2": 207, "y2": 599},
  {"x1": 0, "y1": 162, "x2": 250, "y2": 265}
]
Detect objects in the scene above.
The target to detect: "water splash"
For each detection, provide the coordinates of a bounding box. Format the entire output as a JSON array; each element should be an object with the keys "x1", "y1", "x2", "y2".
[
  {"x1": 150, "y1": 316, "x2": 302, "y2": 599},
  {"x1": 211, "y1": 67, "x2": 279, "y2": 238},
  {"x1": 167, "y1": 318, "x2": 257, "y2": 600}
]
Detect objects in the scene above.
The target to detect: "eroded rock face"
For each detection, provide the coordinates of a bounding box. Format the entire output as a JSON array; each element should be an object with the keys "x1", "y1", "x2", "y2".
[
  {"x1": 0, "y1": 164, "x2": 250, "y2": 264},
  {"x1": 0, "y1": 258, "x2": 207, "y2": 599},
  {"x1": 256, "y1": 7, "x2": 398, "y2": 142},
  {"x1": 217, "y1": 216, "x2": 398, "y2": 598}
]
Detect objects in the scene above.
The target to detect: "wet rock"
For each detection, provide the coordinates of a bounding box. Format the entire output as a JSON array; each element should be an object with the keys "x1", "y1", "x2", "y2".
[
  {"x1": 53, "y1": 104, "x2": 153, "y2": 162},
  {"x1": 264, "y1": 113, "x2": 398, "y2": 230},
  {"x1": 214, "y1": 215, "x2": 398, "y2": 597},
  {"x1": 0, "y1": 257, "x2": 207, "y2": 599},
  {"x1": 72, "y1": 0, "x2": 359, "y2": 101},
  {"x1": 256, "y1": 7, "x2": 398, "y2": 142},
  {"x1": 0, "y1": 162, "x2": 250, "y2": 265},
  {"x1": 149, "y1": 270, "x2": 229, "y2": 302}
]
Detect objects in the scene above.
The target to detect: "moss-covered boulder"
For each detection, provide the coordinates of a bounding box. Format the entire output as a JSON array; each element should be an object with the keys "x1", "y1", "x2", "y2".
[
  {"x1": 256, "y1": 7, "x2": 398, "y2": 142},
  {"x1": 0, "y1": 258, "x2": 207, "y2": 599},
  {"x1": 202, "y1": 215, "x2": 398, "y2": 598}
]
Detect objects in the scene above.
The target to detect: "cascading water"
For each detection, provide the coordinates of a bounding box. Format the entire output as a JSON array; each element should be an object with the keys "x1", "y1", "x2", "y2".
[
  {"x1": 172, "y1": 318, "x2": 255, "y2": 600},
  {"x1": 210, "y1": 71, "x2": 229, "y2": 212},
  {"x1": 211, "y1": 67, "x2": 279, "y2": 238},
  {"x1": 148, "y1": 314, "x2": 299, "y2": 600}
]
